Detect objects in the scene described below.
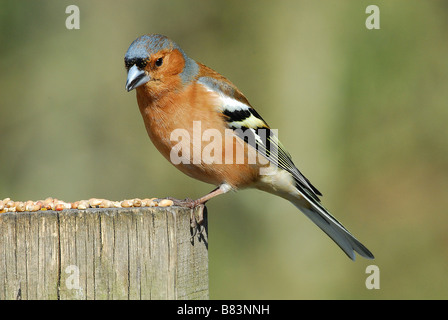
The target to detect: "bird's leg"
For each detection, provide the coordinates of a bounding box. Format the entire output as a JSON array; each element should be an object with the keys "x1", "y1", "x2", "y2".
[
  {"x1": 192, "y1": 185, "x2": 227, "y2": 206},
  {"x1": 190, "y1": 184, "x2": 232, "y2": 240},
  {"x1": 167, "y1": 183, "x2": 231, "y2": 210},
  {"x1": 165, "y1": 184, "x2": 232, "y2": 239}
]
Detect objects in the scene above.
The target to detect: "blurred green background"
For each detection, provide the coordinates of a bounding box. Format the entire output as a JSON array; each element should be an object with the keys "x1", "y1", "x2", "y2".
[{"x1": 1, "y1": 0, "x2": 447, "y2": 299}]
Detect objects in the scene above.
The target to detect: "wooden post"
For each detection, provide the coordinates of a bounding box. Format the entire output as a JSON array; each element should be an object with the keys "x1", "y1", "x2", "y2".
[{"x1": 0, "y1": 206, "x2": 208, "y2": 300}]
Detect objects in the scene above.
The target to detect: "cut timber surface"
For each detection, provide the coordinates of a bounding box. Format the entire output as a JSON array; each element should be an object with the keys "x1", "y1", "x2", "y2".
[{"x1": 0, "y1": 206, "x2": 208, "y2": 300}]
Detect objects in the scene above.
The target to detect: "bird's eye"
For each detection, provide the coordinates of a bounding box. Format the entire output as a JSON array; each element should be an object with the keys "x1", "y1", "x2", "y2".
[{"x1": 155, "y1": 58, "x2": 163, "y2": 67}]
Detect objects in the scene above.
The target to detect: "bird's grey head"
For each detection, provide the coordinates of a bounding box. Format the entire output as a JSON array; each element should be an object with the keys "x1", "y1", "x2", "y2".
[
  {"x1": 124, "y1": 34, "x2": 198, "y2": 92},
  {"x1": 125, "y1": 34, "x2": 174, "y2": 66}
]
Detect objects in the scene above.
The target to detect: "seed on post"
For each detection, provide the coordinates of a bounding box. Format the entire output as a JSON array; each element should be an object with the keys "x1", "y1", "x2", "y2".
[
  {"x1": 133, "y1": 198, "x2": 142, "y2": 207},
  {"x1": 30, "y1": 203, "x2": 41, "y2": 212},
  {"x1": 112, "y1": 201, "x2": 122, "y2": 208},
  {"x1": 77, "y1": 200, "x2": 89, "y2": 210},
  {"x1": 89, "y1": 198, "x2": 102, "y2": 208},
  {"x1": 15, "y1": 202, "x2": 26, "y2": 212},
  {"x1": 99, "y1": 200, "x2": 112, "y2": 208},
  {"x1": 43, "y1": 198, "x2": 55, "y2": 210},
  {"x1": 0, "y1": 196, "x2": 173, "y2": 213},
  {"x1": 25, "y1": 201, "x2": 35, "y2": 212},
  {"x1": 121, "y1": 199, "x2": 133, "y2": 208},
  {"x1": 5, "y1": 200, "x2": 15, "y2": 209},
  {"x1": 149, "y1": 200, "x2": 157, "y2": 207},
  {"x1": 158, "y1": 199, "x2": 174, "y2": 207}
]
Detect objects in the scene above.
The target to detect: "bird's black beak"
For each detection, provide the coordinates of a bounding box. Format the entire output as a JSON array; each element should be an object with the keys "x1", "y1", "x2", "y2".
[{"x1": 126, "y1": 65, "x2": 151, "y2": 92}]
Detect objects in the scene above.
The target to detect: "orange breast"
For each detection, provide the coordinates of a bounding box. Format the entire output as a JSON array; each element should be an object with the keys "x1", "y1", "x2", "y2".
[{"x1": 135, "y1": 82, "x2": 263, "y2": 189}]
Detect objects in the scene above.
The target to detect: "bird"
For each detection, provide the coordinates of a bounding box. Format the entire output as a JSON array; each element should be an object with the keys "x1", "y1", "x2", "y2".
[{"x1": 124, "y1": 34, "x2": 374, "y2": 260}]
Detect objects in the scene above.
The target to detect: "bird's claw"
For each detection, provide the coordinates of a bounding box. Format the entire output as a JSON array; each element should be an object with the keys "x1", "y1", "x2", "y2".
[{"x1": 164, "y1": 197, "x2": 198, "y2": 208}]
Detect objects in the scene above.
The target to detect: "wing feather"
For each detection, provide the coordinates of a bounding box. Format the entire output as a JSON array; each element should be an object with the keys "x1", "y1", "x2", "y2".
[{"x1": 198, "y1": 76, "x2": 322, "y2": 201}]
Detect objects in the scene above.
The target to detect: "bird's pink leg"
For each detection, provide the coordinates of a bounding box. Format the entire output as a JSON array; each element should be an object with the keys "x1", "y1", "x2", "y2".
[
  {"x1": 163, "y1": 184, "x2": 232, "y2": 236},
  {"x1": 166, "y1": 183, "x2": 231, "y2": 208},
  {"x1": 192, "y1": 186, "x2": 227, "y2": 206}
]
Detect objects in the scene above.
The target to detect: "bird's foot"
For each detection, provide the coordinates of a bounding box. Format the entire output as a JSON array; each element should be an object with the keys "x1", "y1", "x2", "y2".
[{"x1": 163, "y1": 197, "x2": 199, "y2": 209}]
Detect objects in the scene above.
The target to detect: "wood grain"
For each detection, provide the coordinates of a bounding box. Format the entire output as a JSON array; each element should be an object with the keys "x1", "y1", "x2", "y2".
[{"x1": 0, "y1": 206, "x2": 208, "y2": 300}]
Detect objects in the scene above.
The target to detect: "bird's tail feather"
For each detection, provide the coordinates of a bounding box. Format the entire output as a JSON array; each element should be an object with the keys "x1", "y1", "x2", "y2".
[{"x1": 289, "y1": 195, "x2": 374, "y2": 260}]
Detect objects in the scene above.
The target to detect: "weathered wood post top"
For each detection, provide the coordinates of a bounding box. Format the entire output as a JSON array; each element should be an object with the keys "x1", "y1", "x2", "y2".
[{"x1": 0, "y1": 204, "x2": 208, "y2": 300}]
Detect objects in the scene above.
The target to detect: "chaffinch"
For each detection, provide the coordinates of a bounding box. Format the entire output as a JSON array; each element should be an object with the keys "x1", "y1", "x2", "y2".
[{"x1": 124, "y1": 34, "x2": 374, "y2": 260}]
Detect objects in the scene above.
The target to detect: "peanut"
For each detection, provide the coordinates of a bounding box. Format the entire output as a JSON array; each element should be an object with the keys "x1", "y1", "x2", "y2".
[
  {"x1": 133, "y1": 198, "x2": 142, "y2": 207},
  {"x1": 158, "y1": 199, "x2": 173, "y2": 207},
  {"x1": 121, "y1": 199, "x2": 133, "y2": 208}
]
